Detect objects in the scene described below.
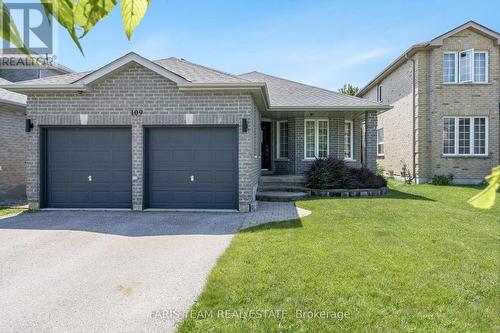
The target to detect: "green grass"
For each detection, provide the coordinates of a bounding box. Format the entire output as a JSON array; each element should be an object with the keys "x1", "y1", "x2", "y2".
[
  {"x1": 0, "y1": 206, "x2": 27, "y2": 217},
  {"x1": 179, "y1": 183, "x2": 499, "y2": 332}
]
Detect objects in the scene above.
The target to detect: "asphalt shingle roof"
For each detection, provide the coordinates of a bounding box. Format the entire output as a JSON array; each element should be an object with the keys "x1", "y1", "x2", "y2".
[
  {"x1": 0, "y1": 78, "x2": 26, "y2": 106},
  {"x1": 239, "y1": 71, "x2": 383, "y2": 108},
  {"x1": 154, "y1": 57, "x2": 251, "y2": 83},
  {"x1": 5, "y1": 56, "x2": 385, "y2": 109}
]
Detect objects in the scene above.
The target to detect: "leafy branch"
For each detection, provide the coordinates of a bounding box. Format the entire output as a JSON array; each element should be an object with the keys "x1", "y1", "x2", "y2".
[
  {"x1": 1, "y1": 0, "x2": 151, "y2": 55},
  {"x1": 468, "y1": 166, "x2": 500, "y2": 209}
]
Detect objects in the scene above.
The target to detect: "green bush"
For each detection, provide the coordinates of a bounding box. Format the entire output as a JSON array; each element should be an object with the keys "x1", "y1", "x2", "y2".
[
  {"x1": 430, "y1": 174, "x2": 454, "y2": 185},
  {"x1": 306, "y1": 157, "x2": 387, "y2": 189}
]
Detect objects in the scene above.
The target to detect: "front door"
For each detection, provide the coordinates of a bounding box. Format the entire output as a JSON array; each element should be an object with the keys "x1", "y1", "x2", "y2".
[{"x1": 261, "y1": 122, "x2": 271, "y2": 170}]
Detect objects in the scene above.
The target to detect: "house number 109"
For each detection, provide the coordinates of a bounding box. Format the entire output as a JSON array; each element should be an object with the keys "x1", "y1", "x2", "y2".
[{"x1": 131, "y1": 109, "x2": 143, "y2": 116}]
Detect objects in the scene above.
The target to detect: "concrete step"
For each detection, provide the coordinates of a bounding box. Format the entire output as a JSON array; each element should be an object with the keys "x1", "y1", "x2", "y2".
[
  {"x1": 256, "y1": 191, "x2": 309, "y2": 202},
  {"x1": 260, "y1": 175, "x2": 306, "y2": 184},
  {"x1": 259, "y1": 185, "x2": 311, "y2": 193}
]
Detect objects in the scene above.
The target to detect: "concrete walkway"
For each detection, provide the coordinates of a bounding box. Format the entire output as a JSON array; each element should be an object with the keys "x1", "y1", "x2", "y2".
[{"x1": 0, "y1": 202, "x2": 309, "y2": 333}]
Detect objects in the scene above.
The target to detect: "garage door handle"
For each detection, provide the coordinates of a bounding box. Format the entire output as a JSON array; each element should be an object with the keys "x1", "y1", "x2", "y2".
[
  {"x1": 88, "y1": 175, "x2": 92, "y2": 182},
  {"x1": 190, "y1": 175, "x2": 194, "y2": 182}
]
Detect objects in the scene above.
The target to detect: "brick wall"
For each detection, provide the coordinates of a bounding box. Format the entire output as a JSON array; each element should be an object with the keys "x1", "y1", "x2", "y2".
[
  {"x1": 363, "y1": 59, "x2": 414, "y2": 178},
  {"x1": 361, "y1": 28, "x2": 500, "y2": 183},
  {"x1": 25, "y1": 63, "x2": 260, "y2": 211},
  {"x1": 426, "y1": 29, "x2": 499, "y2": 182},
  {"x1": 0, "y1": 106, "x2": 26, "y2": 204}
]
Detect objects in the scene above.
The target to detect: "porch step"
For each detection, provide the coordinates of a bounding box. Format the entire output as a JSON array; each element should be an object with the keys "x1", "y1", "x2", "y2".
[
  {"x1": 260, "y1": 175, "x2": 307, "y2": 183},
  {"x1": 259, "y1": 185, "x2": 311, "y2": 193},
  {"x1": 256, "y1": 191, "x2": 309, "y2": 202}
]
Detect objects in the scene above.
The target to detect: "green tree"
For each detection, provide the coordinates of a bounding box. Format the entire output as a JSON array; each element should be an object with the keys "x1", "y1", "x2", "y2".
[
  {"x1": 1, "y1": 0, "x2": 151, "y2": 55},
  {"x1": 468, "y1": 166, "x2": 500, "y2": 209},
  {"x1": 338, "y1": 83, "x2": 359, "y2": 96}
]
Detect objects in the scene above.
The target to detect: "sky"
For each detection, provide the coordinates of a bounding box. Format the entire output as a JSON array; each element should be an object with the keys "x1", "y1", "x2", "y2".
[{"x1": 49, "y1": 0, "x2": 500, "y2": 91}]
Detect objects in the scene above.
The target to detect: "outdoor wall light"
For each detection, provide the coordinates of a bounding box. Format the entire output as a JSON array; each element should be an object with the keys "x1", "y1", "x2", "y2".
[
  {"x1": 25, "y1": 119, "x2": 33, "y2": 132},
  {"x1": 242, "y1": 118, "x2": 248, "y2": 132}
]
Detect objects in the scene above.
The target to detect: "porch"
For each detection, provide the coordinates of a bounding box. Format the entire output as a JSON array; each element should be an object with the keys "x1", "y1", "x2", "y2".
[{"x1": 259, "y1": 111, "x2": 378, "y2": 176}]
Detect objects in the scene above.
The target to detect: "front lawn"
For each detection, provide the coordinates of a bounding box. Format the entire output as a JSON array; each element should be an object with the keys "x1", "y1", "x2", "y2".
[
  {"x1": 0, "y1": 207, "x2": 26, "y2": 217},
  {"x1": 179, "y1": 183, "x2": 499, "y2": 332}
]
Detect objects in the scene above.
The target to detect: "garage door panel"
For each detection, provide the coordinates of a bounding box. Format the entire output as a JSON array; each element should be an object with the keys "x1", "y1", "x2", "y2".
[
  {"x1": 215, "y1": 150, "x2": 236, "y2": 163},
  {"x1": 215, "y1": 170, "x2": 236, "y2": 183},
  {"x1": 146, "y1": 127, "x2": 238, "y2": 209},
  {"x1": 193, "y1": 150, "x2": 213, "y2": 163},
  {"x1": 50, "y1": 190, "x2": 90, "y2": 204},
  {"x1": 44, "y1": 128, "x2": 132, "y2": 209},
  {"x1": 171, "y1": 150, "x2": 193, "y2": 162},
  {"x1": 215, "y1": 191, "x2": 235, "y2": 204}
]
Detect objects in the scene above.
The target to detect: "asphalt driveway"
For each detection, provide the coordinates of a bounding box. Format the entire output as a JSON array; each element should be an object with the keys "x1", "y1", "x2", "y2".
[{"x1": 0, "y1": 203, "x2": 306, "y2": 332}]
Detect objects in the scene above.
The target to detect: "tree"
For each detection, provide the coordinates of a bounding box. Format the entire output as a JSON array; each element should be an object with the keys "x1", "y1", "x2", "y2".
[
  {"x1": 338, "y1": 84, "x2": 359, "y2": 96},
  {"x1": 0, "y1": 0, "x2": 151, "y2": 55},
  {"x1": 468, "y1": 166, "x2": 500, "y2": 209}
]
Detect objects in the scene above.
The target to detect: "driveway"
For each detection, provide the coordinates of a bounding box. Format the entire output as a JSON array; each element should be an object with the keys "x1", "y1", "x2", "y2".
[{"x1": 0, "y1": 202, "x2": 307, "y2": 332}]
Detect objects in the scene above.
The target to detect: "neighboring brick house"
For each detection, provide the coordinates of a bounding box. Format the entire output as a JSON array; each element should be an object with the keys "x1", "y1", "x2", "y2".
[
  {"x1": 358, "y1": 21, "x2": 500, "y2": 184},
  {"x1": 2, "y1": 53, "x2": 389, "y2": 211},
  {"x1": 0, "y1": 54, "x2": 73, "y2": 204}
]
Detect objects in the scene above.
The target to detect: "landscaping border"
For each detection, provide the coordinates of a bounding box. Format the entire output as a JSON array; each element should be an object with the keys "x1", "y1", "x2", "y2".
[{"x1": 309, "y1": 187, "x2": 388, "y2": 198}]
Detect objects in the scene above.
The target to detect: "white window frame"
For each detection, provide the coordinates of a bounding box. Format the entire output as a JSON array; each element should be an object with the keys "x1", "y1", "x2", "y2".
[
  {"x1": 445, "y1": 49, "x2": 489, "y2": 84},
  {"x1": 459, "y1": 49, "x2": 474, "y2": 83},
  {"x1": 442, "y1": 116, "x2": 489, "y2": 156},
  {"x1": 377, "y1": 128, "x2": 384, "y2": 156},
  {"x1": 474, "y1": 51, "x2": 488, "y2": 83},
  {"x1": 304, "y1": 119, "x2": 329, "y2": 160},
  {"x1": 276, "y1": 120, "x2": 288, "y2": 159},
  {"x1": 443, "y1": 52, "x2": 458, "y2": 83},
  {"x1": 344, "y1": 120, "x2": 353, "y2": 160},
  {"x1": 377, "y1": 85, "x2": 383, "y2": 102}
]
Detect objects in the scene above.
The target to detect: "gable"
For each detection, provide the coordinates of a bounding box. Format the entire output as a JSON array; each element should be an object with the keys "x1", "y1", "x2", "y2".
[{"x1": 74, "y1": 52, "x2": 189, "y2": 86}]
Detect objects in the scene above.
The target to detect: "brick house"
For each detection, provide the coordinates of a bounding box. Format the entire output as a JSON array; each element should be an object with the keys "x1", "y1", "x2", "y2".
[
  {"x1": 2, "y1": 53, "x2": 389, "y2": 211},
  {"x1": 0, "y1": 55, "x2": 72, "y2": 204},
  {"x1": 358, "y1": 21, "x2": 499, "y2": 184}
]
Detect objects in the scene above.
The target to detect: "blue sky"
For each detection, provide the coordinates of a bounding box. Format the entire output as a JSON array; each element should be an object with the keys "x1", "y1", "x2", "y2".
[{"x1": 53, "y1": 0, "x2": 499, "y2": 91}]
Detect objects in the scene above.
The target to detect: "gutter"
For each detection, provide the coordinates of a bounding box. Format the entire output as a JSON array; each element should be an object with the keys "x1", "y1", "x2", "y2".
[
  {"x1": 0, "y1": 84, "x2": 88, "y2": 92},
  {"x1": 357, "y1": 43, "x2": 430, "y2": 97},
  {"x1": 404, "y1": 52, "x2": 417, "y2": 183},
  {"x1": 268, "y1": 105, "x2": 392, "y2": 112}
]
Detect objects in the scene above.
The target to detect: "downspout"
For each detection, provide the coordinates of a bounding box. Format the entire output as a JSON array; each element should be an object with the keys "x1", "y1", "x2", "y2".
[{"x1": 405, "y1": 52, "x2": 417, "y2": 184}]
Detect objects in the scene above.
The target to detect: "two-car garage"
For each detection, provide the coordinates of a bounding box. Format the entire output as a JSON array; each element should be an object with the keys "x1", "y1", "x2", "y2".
[{"x1": 41, "y1": 127, "x2": 239, "y2": 210}]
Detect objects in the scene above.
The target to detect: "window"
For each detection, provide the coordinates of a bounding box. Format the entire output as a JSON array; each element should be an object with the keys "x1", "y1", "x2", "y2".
[
  {"x1": 442, "y1": 117, "x2": 488, "y2": 156},
  {"x1": 344, "y1": 120, "x2": 353, "y2": 159},
  {"x1": 459, "y1": 49, "x2": 473, "y2": 82},
  {"x1": 377, "y1": 85, "x2": 383, "y2": 102},
  {"x1": 276, "y1": 121, "x2": 288, "y2": 158},
  {"x1": 443, "y1": 52, "x2": 457, "y2": 83},
  {"x1": 474, "y1": 52, "x2": 487, "y2": 83},
  {"x1": 377, "y1": 128, "x2": 384, "y2": 156},
  {"x1": 444, "y1": 49, "x2": 488, "y2": 84},
  {"x1": 304, "y1": 119, "x2": 329, "y2": 159}
]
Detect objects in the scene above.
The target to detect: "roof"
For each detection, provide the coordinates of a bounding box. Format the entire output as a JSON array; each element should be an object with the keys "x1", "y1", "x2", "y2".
[
  {"x1": 0, "y1": 78, "x2": 26, "y2": 107},
  {"x1": 1, "y1": 52, "x2": 389, "y2": 111},
  {"x1": 155, "y1": 57, "x2": 251, "y2": 84},
  {"x1": 240, "y1": 71, "x2": 384, "y2": 109},
  {"x1": 357, "y1": 21, "x2": 500, "y2": 96}
]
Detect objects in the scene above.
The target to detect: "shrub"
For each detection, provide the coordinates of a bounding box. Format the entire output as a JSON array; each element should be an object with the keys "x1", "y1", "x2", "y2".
[
  {"x1": 306, "y1": 158, "x2": 333, "y2": 189},
  {"x1": 376, "y1": 163, "x2": 385, "y2": 177},
  {"x1": 306, "y1": 157, "x2": 387, "y2": 189},
  {"x1": 400, "y1": 160, "x2": 414, "y2": 184},
  {"x1": 430, "y1": 174, "x2": 454, "y2": 186}
]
